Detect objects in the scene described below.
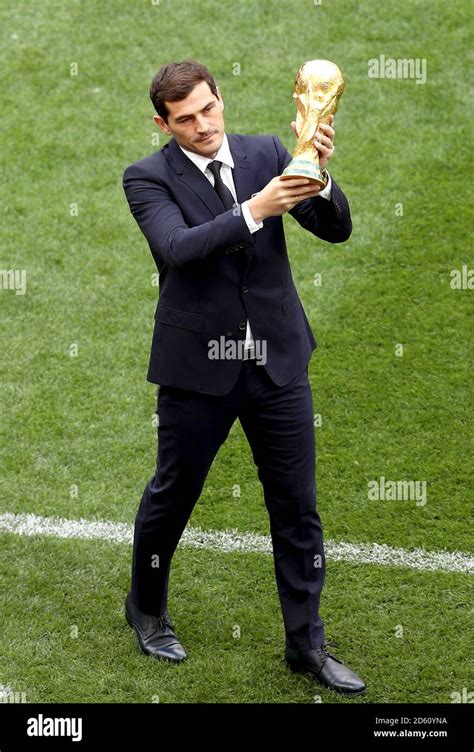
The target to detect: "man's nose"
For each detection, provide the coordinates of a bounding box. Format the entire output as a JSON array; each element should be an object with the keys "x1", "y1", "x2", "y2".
[{"x1": 195, "y1": 114, "x2": 209, "y2": 132}]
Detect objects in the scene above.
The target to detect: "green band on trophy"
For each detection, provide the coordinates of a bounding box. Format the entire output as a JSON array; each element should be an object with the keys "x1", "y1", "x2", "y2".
[{"x1": 281, "y1": 159, "x2": 324, "y2": 182}]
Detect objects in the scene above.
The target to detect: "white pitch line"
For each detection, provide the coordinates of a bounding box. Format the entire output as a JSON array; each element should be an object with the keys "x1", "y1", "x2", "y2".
[{"x1": 0, "y1": 512, "x2": 472, "y2": 574}]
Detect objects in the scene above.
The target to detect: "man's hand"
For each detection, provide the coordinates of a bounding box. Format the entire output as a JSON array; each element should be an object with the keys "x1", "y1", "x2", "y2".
[
  {"x1": 247, "y1": 115, "x2": 336, "y2": 223},
  {"x1": 247, "y1": 176, "x2": 322, "y2": 222},
  {"x1": 290, "y1": 114, "x2": 335, "y2": 171}
]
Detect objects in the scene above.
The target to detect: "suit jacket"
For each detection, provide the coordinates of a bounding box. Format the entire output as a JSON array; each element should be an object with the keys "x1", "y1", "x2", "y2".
[{"x1": 122, "y1": 133, "x2": 352, "y2": 395}]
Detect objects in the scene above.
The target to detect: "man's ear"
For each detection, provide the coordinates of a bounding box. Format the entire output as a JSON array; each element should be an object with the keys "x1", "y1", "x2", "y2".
[{"x1": 153, "y1": 114, "x2": 171, "y2": 134}]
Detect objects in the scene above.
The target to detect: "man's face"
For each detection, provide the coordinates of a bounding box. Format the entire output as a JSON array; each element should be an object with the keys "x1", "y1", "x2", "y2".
[{"x1": 154, "y1": 80, "x2": 225, "y2": 157}]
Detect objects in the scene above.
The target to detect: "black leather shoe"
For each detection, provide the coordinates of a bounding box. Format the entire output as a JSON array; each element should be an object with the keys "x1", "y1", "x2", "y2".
[
  {"x1": 285, "y1": 640, "x2": 366, "y2": 695},
  {"x1": 125, "y1": 592, "x2": 187, "y2": 663}
]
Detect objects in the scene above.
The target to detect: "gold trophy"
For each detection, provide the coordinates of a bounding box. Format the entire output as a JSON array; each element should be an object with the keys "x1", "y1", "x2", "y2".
[{"x1": 281, "y1": 59, "x2": 345, "y2": 187}]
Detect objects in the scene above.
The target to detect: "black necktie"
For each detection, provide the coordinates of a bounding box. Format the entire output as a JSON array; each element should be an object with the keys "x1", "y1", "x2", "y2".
[{"x1": 207, "y1": 160, "x2": 236, "y2": 211}]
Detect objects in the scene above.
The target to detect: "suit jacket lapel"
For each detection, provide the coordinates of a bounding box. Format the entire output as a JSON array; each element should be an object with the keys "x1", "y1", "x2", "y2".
[{"x1": 167, "y1": 134, "x2": 252, "y2": 217}]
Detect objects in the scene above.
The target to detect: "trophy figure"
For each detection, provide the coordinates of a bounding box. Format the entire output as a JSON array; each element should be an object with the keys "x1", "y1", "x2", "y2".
[{"x1": 281, "y1": 59, "x2": 345, "y2": 187}]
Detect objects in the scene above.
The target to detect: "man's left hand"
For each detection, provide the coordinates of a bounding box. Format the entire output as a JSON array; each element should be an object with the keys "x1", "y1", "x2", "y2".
[
  {"x1": 290, "y1": 114, "x2": 336, "y2": 172},
  {"x1": 313, "y1": 115, "x2": 335, "y2": 171}
]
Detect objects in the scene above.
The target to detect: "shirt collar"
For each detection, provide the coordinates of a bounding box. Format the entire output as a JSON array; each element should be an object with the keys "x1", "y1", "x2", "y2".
[{"x1": 177, "y1": 132, "x2": 234, "y2": 173}]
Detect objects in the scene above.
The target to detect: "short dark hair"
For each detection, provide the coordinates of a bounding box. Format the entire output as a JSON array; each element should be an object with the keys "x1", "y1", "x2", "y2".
[{"x1": 150, "y1": 59, "x2": 219, "y2": 123}]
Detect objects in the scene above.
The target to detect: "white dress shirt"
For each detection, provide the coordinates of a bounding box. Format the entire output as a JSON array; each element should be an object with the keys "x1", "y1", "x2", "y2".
[{"x1": 178, "y1": 133, "x2": 332, "y2": 351}]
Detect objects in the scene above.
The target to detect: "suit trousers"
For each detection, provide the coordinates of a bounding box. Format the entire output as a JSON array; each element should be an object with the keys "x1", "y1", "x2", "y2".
[{"x1": 130, "y1": 357, "x2": 326, "y2": 650}]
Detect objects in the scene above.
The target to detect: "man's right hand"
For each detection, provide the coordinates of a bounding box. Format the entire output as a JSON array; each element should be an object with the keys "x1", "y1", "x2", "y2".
[{"x1": 247, "y1": 176, "x2": 323, "y2": 222}]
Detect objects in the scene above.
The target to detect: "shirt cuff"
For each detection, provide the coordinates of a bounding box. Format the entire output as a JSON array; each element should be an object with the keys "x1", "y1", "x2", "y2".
[
  {"x1": 317, "y1": 171, "x2": 332, "y2": 200},
  {"x1": 241, "y1": 199, "x2": 264, "y2": 233}
]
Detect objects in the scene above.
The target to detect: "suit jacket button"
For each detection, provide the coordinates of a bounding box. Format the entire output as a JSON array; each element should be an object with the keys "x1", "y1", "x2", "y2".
[
  {"x1": 242, "y1": 286, "x2": 248, "y2": 294},
  {"x1": 238, "y1": 321, "x2": 246, "y2": 330}
]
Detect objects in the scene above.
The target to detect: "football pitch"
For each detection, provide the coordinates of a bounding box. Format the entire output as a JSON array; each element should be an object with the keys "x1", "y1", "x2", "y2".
[{"x1": 0, "y1": 0, "x2": 472, "y2": 705}]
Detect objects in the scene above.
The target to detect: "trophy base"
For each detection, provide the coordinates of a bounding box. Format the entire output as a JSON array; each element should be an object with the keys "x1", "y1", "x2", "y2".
[{"x1": 281, "y1": 158, "x2": 326, "y2": 188}]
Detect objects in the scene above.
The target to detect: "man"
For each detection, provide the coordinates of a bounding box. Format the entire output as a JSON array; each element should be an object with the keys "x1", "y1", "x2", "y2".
[{"x1": 122, "y1": 59, "x2": 365, "y2": 695}]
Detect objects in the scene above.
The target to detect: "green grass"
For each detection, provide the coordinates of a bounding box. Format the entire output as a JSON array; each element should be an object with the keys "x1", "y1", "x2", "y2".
[
  {"x1": 1, "y1": 535, "x2": 471, "y2": 704},
  {"x1": 0, "y1": 0, "x2": 472, "y2": 703}
]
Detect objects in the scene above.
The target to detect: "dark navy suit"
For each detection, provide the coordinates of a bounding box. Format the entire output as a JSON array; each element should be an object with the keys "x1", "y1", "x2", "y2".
[{"x1": 122, "y1": 133, "x2": 351, "y2": 650}]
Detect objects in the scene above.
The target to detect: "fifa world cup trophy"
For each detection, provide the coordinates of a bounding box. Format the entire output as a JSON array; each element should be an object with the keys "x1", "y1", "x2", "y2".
[{"x1": 281, "y1": 60, "x2": 345, "y2": 187}]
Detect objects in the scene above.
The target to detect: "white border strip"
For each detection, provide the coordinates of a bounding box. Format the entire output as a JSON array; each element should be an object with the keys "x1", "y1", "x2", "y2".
[{"x1": 0, "y1": 512, "x2": 472, "y2": 574}]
